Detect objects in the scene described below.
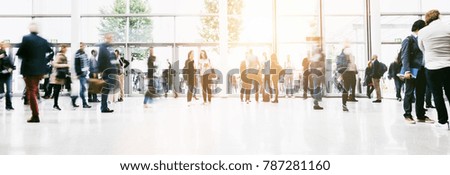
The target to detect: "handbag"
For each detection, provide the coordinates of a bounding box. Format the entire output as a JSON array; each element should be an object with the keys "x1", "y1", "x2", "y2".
[
  {"x1": 88, "y1": 79, "x2": 106, "y2": 94},
  {"x1": 56, "y1": 68, "x2": 69, "y2": 79}
]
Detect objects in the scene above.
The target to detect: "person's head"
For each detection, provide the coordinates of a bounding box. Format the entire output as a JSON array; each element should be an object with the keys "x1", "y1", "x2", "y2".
[
  {"x1": 0, "y1": 41, "x2": 7, "y2": 49},
  {"x1": 372, "y1": 54, "x2": 378, "y2": 61},
  {"x1": 91, "y1": 50, "x2": 97, "y2": 57},
  {"x1": 425, "y1": 9, "x2": 440, "y2": 25},
  {"x1": 79, "y1": 42, "x2": 85, "y2": 51},
  {"x1": 149, "y1": 47, "x2": 154, "y2": 55},
  {"x1": 29, "y1": 22, "x2": 39, "y2": 34},
  {"x1": 270, "y1": 53, "x2": 278, "y2": 63},
  {"x1": 60, "y1": 44, "x2": 68, "y2": 53},
  {"x1": 367, "y1": 61, "x2": 372, "y2": 68},
  {"x1": 200, "y1": 50, "x2": 208, "y2": 59},
  {"x1": 396, "y1": 51, "x2": 402, "y2": 63},
  {"x1": 114, "y1": 49, "x2": 120, "y2": 58},
  {"x1": 188, "y1": 50, "x2": 194, "y2": 60},
  {"x1": 104, "y1": 33, "x2": 114, "y2": 43},
  {"x1": 411, "y1": 19, "x2": 426, "y2": 32}
]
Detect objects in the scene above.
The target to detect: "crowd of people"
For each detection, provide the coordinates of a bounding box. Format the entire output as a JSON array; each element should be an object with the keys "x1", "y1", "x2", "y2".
[{"x1": 1, "y1": 10, "x2": 449, "y2": 129}]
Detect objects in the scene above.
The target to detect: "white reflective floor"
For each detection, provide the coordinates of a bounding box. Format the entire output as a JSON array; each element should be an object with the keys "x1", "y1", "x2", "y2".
[{"x1": 0, "y1": 96, "x2": 449, "y2": 155}]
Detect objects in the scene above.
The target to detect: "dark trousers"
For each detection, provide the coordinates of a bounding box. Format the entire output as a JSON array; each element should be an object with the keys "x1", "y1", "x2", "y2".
[
  {"x1": 426, "y1": 67, "x2": 450, "y2": 124},
  {"x1": 24, "y1": 75, "x2": 43, "y2": 117},
  {"x1": 303, "y1": 70, "x2": 310, "y2": 94},
  {"x1": 394, "y1": 77, "x2": 404, "y2": 99},
  {"x1": 187, "y1": 75, "x2": 197, "y2": 102},
  {"x1": 88, "y1": 73, "x2": 98, "y2": 101},
  {"x1": 341, "y1": 71, "x2": 356, "y2": 105},
  {"x1": 425, "y1": 83, "x2": 433, "y2": 106},
  {"x1": 101, "y1": 72, "x2": 116, "y2": 111},
  {"x1": 52, "y1": 84, "x2": 62, "y2": 106},
  {"x1": 187, "y1": 83, "x2": 194, "y2": 102},
  {"x1": 367, "y1": 85, "x2": 375, "y2": 98},
  {"x1": 0, "y1": 75, "x2": 13, "y2": 108},
  {"x1": 201, "y1": 74, "x2": 212, "y2": 103},
  {"x1": 403, "y1": 68, "x2": 426, "y2": 119}
]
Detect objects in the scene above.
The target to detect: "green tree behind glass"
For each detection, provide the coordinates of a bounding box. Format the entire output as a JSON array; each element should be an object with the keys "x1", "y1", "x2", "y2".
[
  {"x1": 200, "y1": 0, "x2": 243, "y2": 43},
  {"x1": 99, "y1": 0, "x2": 153, "y2": 43}
]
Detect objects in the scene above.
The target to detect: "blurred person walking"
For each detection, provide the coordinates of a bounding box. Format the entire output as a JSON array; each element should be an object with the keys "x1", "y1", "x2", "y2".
[
  {"x1": 16, "y1": 22, "x2": 54, "y2": 122},
  {"x1": 74, "y1": 42, "x2": 91, "y2": 108},
  {"x1": 0, "y1": 41, "x2": 16, "y2": 110},
  {"x1": 49, "y1": 45, "x2": 70, "y2": 111},
  {"x1": 144, "y1": 47, "x2": 157, "y2": 108},
  {"x1": 284, "y1": 55, "x2": 294, "y2": 98},
  {"x1": 308, "y1": 48, "x2": 326, "y2": 110},
  {"x1": 184, "y1": 50, "x2": 196, "y2": 107},
  {"x1": 98, "y1": 33, "x2": 118, "y2": 113},
  {"x1": 88, "y1": 49, "x2": 100, "y2": 102},
  {"x1": 198, "y1": 50, "x2": 213, "y2": 104}
]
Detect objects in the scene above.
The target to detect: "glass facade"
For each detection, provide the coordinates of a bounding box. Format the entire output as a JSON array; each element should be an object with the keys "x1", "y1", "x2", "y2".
[{"x1": 1, "y1": 0, "x2": 449, "y2": 97}]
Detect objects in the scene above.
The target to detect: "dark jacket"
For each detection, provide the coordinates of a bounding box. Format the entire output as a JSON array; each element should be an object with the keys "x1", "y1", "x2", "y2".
[
  {"x1": 388, "y1": 61, "x2": 402, "y2": 80},
  {"x1": 97, "y1": 42, "x2": 117, "y2": 74},
  {"x1": 371, "y1": 59, "x2": 382, "y2": 79},
  {"x1": 400, "y1": 35, "x2": 424, "y2": 73},
  {"x1": 0, "y1": 49, "x2": 15, "y2": 79},
  {"x1": 364, "y1": 66, "x2": 373, "y2": 86},
  {"x1": 16, "y1": 32, "x2": 54, "y2": 76},
  {"x1": 74, "y1": 49, "x2": 90, "y2": 77},
  {"x1": 147, "y1": 55, "x2": 156, "y2": 79},
  {"x1": 184, "y1": 59, "x2": 195, "y2": 85}
]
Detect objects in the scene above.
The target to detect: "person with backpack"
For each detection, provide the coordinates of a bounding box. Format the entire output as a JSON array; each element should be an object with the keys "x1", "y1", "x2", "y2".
[
  {"x1": 388, "y1": 52, "x2": 404, "y2": 102},
  {"x1": 370, "y1": 55, "x2": 385, "y2": 103},
  {"x1": 400, "y1": 19, "x2": 434, "y2": 125},
  {"x1": 336, "y1": 46, "x2": 357, "y2": 111}
]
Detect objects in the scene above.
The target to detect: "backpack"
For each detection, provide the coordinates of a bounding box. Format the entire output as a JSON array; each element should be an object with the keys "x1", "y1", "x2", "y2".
[
  {"x1": 336, "y1": 52, "x2": 348, "y2": 73},
  {"x1": 378, "y1": 62, "x2": 387, "y2": 76}
]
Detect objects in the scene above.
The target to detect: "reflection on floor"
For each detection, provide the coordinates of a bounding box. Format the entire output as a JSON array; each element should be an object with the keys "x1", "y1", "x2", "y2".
[{"x1": 0, "y1": 96, "x2": 449, "y2": 155}]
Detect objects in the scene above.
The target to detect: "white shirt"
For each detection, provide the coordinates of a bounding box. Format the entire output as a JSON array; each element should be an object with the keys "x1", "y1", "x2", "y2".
[
  {"x1": 418, "y1": 19, "x2": 450, "y2": 70},
  {"x1": 198, "y1": 58, "x2": 212, "y2": 75}
]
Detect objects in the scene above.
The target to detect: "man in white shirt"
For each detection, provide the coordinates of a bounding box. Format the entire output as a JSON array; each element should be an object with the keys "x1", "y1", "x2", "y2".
[{"x1": 418, "y1": 9, "x2": 450, "y2": 129}]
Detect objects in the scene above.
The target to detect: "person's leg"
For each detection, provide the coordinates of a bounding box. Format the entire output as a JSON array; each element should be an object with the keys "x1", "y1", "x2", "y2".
[
  {"x1": 25, "y1": 76, "x2": 41, "y2": 117},
  {"x1": 403, "y1": 78, "x2": 415, "y2": 117},
  {"x1": 372, "y1": 78, "x2": 381, "y2": 101},
  {"x1": 415, "y1": 69, "x2": 427, "y2": 120},
  {"x1": 427, "y1": 68, "x2": 448, "y2": 124},
  {"x1": 53, "y1": 84, "x2": 61, "y2": 107},
  {"x1": 119, "y1": 74, "x2": 124, "y2": 100},
  {"x1": 350, "y1": 72, "x2": 357, "y2": 100},
  {"x1": 187, "y1": 83, "x2": 193, "y2": 102},
  {"x1": 5, "y1": 75, "x2": 13, "y2": 109},
  {"x1": 303, "y1": 70, "x2": 309, "y2": 97},
  {"x1": 394, "y1": 78, "x2": 401, "y2": 99},
  {"x1": 254, "y1": 78, "x2": 260, "y2": 102},
  {"x1": 201, "y1": 74, "x2": 207, "y2": 103},
  {"x1": 342, "y1": 73, "x2": 351, "y2": 107},
  {"x1": 425, "y1": 83, "x2": 433, "y2": 106},
  {"x1": 101, "y1": 74, "x2": 112, "y2": 111},
  {"x1": 79, "y1": 76, "x2": 88, "y2": 105},
  {"x1": 272, "y1": 78, "x2": 279, "y2": 102}
]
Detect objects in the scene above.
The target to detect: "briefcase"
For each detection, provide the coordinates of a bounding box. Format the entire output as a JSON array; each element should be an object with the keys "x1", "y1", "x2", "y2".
[{"x1": 88, "y1": 79, "x2": 106, "y2": 94}]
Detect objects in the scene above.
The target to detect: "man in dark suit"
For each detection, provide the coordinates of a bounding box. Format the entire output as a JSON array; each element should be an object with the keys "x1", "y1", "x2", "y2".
[
  {"x1": 16, "y1": 22, "x2": 54, "y2": 123},
  {"x1": 98, "y1": 33, "x2": 118, "y2": 113}
]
